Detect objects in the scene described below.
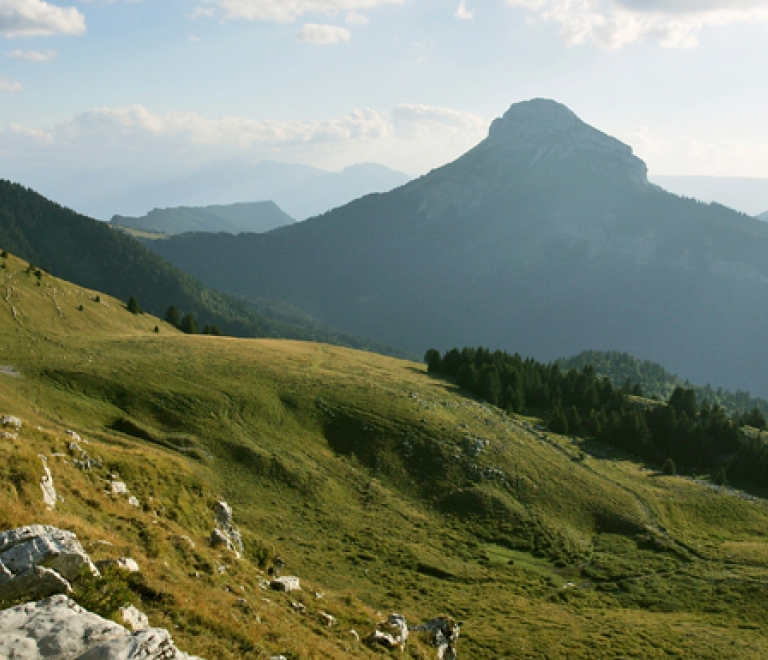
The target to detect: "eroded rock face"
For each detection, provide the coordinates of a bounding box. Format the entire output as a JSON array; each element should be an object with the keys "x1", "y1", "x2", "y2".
[
  {"x1": 0, "y1": 595, "x2": 203, "y2": 659},
  {"x1": 0, "y1": 525, "x2": 99, "y2": 601}
]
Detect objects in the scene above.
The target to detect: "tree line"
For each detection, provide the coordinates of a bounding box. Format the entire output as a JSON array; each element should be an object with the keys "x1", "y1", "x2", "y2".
[
  {"x1": 426, "y1": 347, "x2": 768, "y2": 489},
  {"x1": 126, "y1": 295, "x2": 221, "y2": 335}
]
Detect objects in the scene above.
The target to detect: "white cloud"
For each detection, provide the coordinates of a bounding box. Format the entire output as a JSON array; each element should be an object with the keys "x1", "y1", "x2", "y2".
[
  {"x1": 198, "y1": 0, "x2": 405, "y2": 23},
  {"x1": 6, "y1": 48, "x2": 57, "y2": 61},
  {"x1": 2, "y1": 102, "x2": 487, "y2": 171},
  {"x1": 0, "y1": 0, "x2": 86, "y2": 37},
  {"x1": 506, "y1": 0, "x2": 768, "y2": 48},
  {"x1": 455, "y1": 0, "x2": 474, "y2": 20},
  {"x1": 0, "y1": 77, "x2": 22, "y2": 92},
  {"x1": 9, "y1": 123, "x2": 51, "y2": 141},
  {"x1": 296, "y1": 22, "x2": 351, "y2": 44},
  {"x1": 345, "y1": 11, "x2": 368, "y2": 24}
]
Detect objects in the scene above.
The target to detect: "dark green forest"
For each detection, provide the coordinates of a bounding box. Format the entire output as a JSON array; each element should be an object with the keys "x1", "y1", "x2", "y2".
[
  {"x1": 559, "y1": 350, "x2": 768, "y2": 418},
  {"x1": 0, "y1": 180, "x2": 401, "y2": 355},
  {"x1": 427, "y1": 347, "x2": 768, "y2": 490}
]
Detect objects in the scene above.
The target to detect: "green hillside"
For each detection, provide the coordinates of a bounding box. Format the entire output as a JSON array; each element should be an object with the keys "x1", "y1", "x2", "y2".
[
  {"x1": 0, "y1": 179, "x2": 403, "y2": 356},
  {"x1": 3, "y1": 252, "x2": 768, "y2": 657}
]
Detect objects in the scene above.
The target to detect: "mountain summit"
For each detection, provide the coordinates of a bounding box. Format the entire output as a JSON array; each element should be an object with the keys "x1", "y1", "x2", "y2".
[
  {"x1": 144, "y1": 100, "x2": 768, "y2": 396},
  {"x1": 479, "y1": 98, "x2": 648, "y2": 183}
]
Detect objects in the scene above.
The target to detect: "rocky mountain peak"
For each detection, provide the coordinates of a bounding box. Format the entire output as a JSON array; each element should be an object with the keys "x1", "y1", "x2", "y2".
[{"x1": 477, "y1": 98, "x2": 649, "y2": 185}]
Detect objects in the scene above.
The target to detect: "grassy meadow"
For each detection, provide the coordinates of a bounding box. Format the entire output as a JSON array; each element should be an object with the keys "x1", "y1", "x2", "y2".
[{"x1": 2, "y1": 251, "x2": 768, "y2": 658}]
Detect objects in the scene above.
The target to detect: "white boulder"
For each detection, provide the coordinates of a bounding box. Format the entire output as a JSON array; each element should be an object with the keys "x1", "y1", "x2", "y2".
[
  {"x1": 120, "y1": 605, "x2": 149, "y2": 631},
  {"x1": 40, "y1": 460, "x2": 56, "y2": 510},
  {"x1": 1, "y1": 415, "x2": 22, "y2": 430},
  {"x1": 0, "y1": 525, "x2": 99, "y2": 601},
  {"x1": 270, "y1": 576, "x2": 301, "y2": 593},
  {"x1": 0, "y1": 595, "x2": 203, "y2": 659}
]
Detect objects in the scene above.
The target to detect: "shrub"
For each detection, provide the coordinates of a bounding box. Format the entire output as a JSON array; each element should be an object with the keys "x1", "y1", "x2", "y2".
[{"x1": 661, "y1": 458, "x2": 676, "y2": 476}]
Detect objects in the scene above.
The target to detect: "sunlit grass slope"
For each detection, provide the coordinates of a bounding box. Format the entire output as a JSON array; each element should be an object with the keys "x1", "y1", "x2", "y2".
[{"x1": 2, "y1": 250, "x2": 768, "y2": 658}]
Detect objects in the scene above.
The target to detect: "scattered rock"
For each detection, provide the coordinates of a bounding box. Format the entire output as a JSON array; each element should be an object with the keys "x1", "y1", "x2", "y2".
[
  {"x1": 211, "y1": 501, "x2": 243, "y2": 557},
  {"x1": 39, "y1": 457, "x2": 56, "y2": 510},
  {"x1": 0, "y1": 595, "x2": 203, "y2": 659},
  {"x1": 270, "y1": 576, "x2": 301, "y2": 592},
  {"x1": 0, "y1": 415, "x2": 22, "y2": 430},
  {"x1": 108, "y1": 480, "x2": 130, "y2": 495},
  {"x1": 366, "y1": 613, "x2": 409, "y2": 652},
  {"x1": 0, "y1": 431, "x2": 17, "y2": 441},
  {"x1": 412, "y1": 617, "x2": 462, "y2": 660},
  {"x1": 128, "y1": 495, "x2": 141, "y2": 508},
  {"x1": 210, "y1": 528, "x2": 239, "y2": 557},
  {"x1": 118, "y1": 557, "x2": 141, "y2": 573},
  {"x1": 120, "y1": 604, "x2": 150, "y2": 631},
  {"x1": 318, "y1": 611, "x2": 337, "y2": 627},
  {"x1": 291, "y1": 601, "x2": 305, "y2": 612},
  {"x1": 0, "y1": 526, "x2": 99, "y2": 601},
  {"x1": 350, "y1": 629, "x2": 360, "y2": 641}
]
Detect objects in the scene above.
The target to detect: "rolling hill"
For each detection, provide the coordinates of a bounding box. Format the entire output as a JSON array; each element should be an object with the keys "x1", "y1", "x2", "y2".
[
  {"x1": 3, "y1": 251, "x2": 768, "y2": 657},
  {"x1": 0, "y1": 179, "x2": 403, "y2": 355},
  {"x1": 111, "y1": 201, "x2": 293, "y2": 236},
  {"x1": 142, "y1": 99, "x2": 768, "y2": 398}
]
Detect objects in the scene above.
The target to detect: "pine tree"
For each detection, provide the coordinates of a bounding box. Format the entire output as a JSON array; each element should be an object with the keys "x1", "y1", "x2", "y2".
[
  {"x1": 180, "y1": 312, "x2": 198, "y2": 335},
  {"x1": 127, "y1": 295, "x2": 141, "y2": 314},
  {"x1": 549, "y1": 405, "x2": 569, "y2": 435},
  {"x1": 165, "y1": 305, "x2": 181, "y2": 328},
  {"x1": 713, "y1": 466, "x2": 728, "y2": 486},
  {"x1": 424, "y1": 349, "x2": 443, "y2": 373}
]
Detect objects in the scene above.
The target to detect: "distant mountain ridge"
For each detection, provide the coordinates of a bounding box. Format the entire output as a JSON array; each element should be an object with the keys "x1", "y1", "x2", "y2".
[
  {"x1": 111, "y1": 201, "x2": 293, "y2": 235},
  {"x1": 0, "y1": 179, "x2": 406, "y2": 356},
  {"x1": 759, "y1": 211, "x2": 768, "y2": 221},
  {"x1": 142, "y1": 98, "x2": 768, "y2": 397}
]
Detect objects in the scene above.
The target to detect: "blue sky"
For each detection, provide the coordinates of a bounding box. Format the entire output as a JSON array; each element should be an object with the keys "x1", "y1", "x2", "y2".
[{"x1": 1, "y1": 0, "x2": 768, "y2": 217}]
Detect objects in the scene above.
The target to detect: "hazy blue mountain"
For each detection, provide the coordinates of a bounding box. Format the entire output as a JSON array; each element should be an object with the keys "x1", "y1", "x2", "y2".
[
  {"x1": 142, "y1": 99, "x2": 768, "y2": 397},
  {"x1": 111, "y1": 201, "x2": 293, "y2": 236},
  {"x1": 56, "y1": 160, "x2": 409, "y2": 221},
  {"x1": 759, "y1": 211, "x2": 768, "y2": 221},
  {"x1": 650, "y1": 175, "x2": 768, "y2": 217}
]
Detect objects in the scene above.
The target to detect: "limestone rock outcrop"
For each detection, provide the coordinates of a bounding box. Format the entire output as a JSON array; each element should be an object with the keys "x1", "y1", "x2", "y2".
[
  {"x1": 210, "y1": 501, "x2": 243, "y2": 557},
  {"x1": 0, "y1": 526, "x2": 98, "y2": 601},
  {"x1": 0, "y1": 595, "x2": 203, "y2": 659},
  {"x1": 412, "y1": 617, "x2": 462, "y2": 660},
  {"x1": 39, "y1": 458, "x2": 57, "y2": 510},
  {"x1": 365, "y1": 613, "x2": 409, "y2": 652}
]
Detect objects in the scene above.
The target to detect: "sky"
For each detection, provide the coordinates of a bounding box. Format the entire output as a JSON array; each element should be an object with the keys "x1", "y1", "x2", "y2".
[{"x1": 1, "y1": 0, "x2": 768, "y2": 218}]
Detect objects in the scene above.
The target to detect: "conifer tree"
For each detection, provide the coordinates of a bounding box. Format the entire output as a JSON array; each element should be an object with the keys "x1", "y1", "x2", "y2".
[
  {"x1": 180, "y1": 312, "x2": 198, "y2": 335},
  {"x1": 127, "y1": 295, "x2": 141, "y2": 314},
  {"x1": 165, "y1": 305, "x2": 181, "y2": 328}
]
